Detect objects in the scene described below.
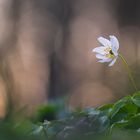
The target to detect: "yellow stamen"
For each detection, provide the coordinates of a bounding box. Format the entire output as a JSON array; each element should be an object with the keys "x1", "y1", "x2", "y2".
[{"x1": 104, "y1": 47, "x2": 114, "y2": 58}]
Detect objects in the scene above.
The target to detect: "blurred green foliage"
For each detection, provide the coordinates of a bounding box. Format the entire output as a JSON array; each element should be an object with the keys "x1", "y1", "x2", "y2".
[{"x1": 2, "y1": 93, "x2": 140, "y2": 140}]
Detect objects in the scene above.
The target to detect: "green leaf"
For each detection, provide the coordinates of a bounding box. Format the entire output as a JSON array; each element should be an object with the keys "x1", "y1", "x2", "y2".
[
  {"x1": 124, "y1": 102, "x2": 138, "y2": 116},
  {"x1": 98, "y1": 104, "x2": 113, "y2": 116},
  {"x1": 109, "y1": 96, "x2": 138, "y2": 124},
  {"x1": 110, "y1": 96, "x2": 131, "y2": 119},
  {"x1": 125, "y1": 113, "x2": 140, "y2": 129},
  {"x1": 110, "y1": 120, "x2": 129, "y2": 131},
  {"x1": 36, "y1": 105, "x2": 58, "y2": 122},
  {"x1": 132, "y1": 92, "x2": 140, "y2": 107}
]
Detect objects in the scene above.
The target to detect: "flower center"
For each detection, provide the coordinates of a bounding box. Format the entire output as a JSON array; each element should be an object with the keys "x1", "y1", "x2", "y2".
[
  {"x1": 104, "y1": 47, "x2": 114, "y2": 58},
  {"x1": 109, "y1": 50, "x2": 114, "y2": 55}
]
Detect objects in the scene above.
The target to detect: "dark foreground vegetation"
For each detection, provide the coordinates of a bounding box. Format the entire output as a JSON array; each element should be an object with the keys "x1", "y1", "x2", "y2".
[{"x1": 1, "y1": 91, "x2": 140, "y2": 140}]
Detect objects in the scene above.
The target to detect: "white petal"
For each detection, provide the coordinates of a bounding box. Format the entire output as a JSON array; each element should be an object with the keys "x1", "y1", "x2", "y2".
[
  {"x1": 92, "y1": 47, "x2": 106, "y2": 55},
  {"x1": 112, "y1": 47, "x2": 118, "y2": 56},
  {"x1": 110, "y1": 35, "x2": 119, "y2": 50},
  {"x1": 98, "y1": 58, "x2": 112, "y2": 63},
  {"x1": 96, "y1": 54, "x2": 107, "y2": 59},
  {"x1": 98, "y1": 37, "x2": 111, "y2": 47},
  {"x1": 108, "y1": 57, "x2": 117, "y2": 67}
]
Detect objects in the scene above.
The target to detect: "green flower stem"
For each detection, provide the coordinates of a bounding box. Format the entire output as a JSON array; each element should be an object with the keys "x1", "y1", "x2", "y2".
[{"x1": 119, "y1": 53, "x2": 137, "y2": 91}]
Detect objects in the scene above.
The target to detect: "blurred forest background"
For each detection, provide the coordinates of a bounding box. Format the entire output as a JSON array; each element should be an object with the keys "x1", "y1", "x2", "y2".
[{"x1": 0, "y1": 0, "x2": 140, "y2": 117}]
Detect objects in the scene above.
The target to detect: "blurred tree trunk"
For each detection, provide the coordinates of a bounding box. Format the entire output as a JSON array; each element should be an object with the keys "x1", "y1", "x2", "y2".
[{"x1": 0, "y1": 0, "x2": 140, "y2": 117}]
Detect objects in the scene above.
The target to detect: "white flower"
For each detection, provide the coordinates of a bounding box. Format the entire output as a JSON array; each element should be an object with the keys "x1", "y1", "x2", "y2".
[{"x1": 92, "y1": 35, "x2": 119, "y2": 66}]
